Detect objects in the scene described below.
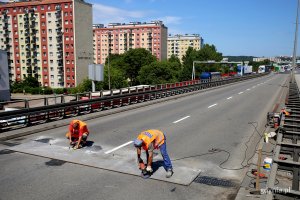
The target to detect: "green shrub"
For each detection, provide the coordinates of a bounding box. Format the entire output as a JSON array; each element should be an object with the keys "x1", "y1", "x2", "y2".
[
  {"x1": 43, "y1": 87, "x2": 53, "y2": 95},
  {"x1": 53, "y1": 88, "x2": 65, "y2": 94}
]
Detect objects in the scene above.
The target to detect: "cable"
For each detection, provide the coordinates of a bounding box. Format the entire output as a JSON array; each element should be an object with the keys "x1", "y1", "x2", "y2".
[{"x1": 171, "y1": 121, "x2": 268, "y2": 171}]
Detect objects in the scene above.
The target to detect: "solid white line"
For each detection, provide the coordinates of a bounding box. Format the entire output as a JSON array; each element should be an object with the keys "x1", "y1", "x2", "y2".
[
  {"x1": 227, "y1": 96, "x2": 233, "y2": 100},
  {"x1": 173, "y1": 116, "x2": 190, "y2": 124},
  {"x1": 238, "y1": 92, "x2": 243, "y2": 94},
  {"x1": 105, "y1": 141, "x2": 133, "y2": 154},
  {"x1": 208, "y1": 103, "x2": 217, "y2": 108}
]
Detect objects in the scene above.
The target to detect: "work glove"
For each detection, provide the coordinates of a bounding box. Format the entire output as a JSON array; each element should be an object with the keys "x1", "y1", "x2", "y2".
[
  {"x1": 138, "y1": 158, "x2": 144, "y2": 163},
  {"x1": 146, "y1": 166, "x2": 153, "y2": 173},
  {"x1": 70, "y1": 141, "x2": 76, "y2": 146}
]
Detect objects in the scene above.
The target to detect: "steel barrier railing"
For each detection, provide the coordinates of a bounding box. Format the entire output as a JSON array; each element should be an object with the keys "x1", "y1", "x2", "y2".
[{"x1": 264, "y1": 81, "x2": 300, "y2": 200}]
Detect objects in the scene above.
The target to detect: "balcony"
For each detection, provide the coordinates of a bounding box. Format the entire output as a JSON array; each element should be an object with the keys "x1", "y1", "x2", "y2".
[{"x1": 26, "y1": 53, "x2": 30, "y2": 58}]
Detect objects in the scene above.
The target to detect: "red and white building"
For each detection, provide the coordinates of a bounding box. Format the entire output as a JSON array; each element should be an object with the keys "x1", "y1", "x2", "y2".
[
  {"x1": 93, "y1": 21, "x2": 168, "y2": 64},
  {"x1": 0, "y1": 0, "x2": 93, "y2": 88}
]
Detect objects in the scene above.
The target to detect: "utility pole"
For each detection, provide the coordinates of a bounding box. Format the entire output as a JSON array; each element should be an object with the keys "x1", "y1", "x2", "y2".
[{"x1": 292, "y1": 0, "x2": 300, "y2": 83}]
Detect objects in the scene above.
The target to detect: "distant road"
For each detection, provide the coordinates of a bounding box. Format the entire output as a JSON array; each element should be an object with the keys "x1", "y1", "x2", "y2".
[{"x1": 0, "y1": 73, "x2": 289, "y2": 200}]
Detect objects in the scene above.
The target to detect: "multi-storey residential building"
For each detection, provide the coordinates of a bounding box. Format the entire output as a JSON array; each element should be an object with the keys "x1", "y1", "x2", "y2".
[
  {"x1": 0, "y1": 0, "x2": 93, "y2": 88},
  {"x1": 167, "y1": 34, "x2": 203, "y2": 62},
  {"x1": 93, "y1": 21, "x2": 168, "y2": 64}
]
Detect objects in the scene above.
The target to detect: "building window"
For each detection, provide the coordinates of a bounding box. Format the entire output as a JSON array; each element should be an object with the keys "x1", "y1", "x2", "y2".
[
  {"x1": 64, "y1": 4, "x2": 68, "y2": 8},
  {"x1": 41, "y1": 6, "x2": 44, "y2": 10},
  {"x1": 48, "y1": 13, "x2": 51, "y2": 17},
  {"x1": 51, "y1": 75, "x2": 54, "y2": 80}
]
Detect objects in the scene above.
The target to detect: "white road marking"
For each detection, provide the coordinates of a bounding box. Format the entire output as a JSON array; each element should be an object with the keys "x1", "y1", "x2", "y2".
[
  {"x1": 105, "y1": 141, "x2": 133, "y2": 154},
  {"x1": 247, "y1": 88, "x2": 251, "y2": 91},
  {"x1": 252, "y1": 86, "x2": 256, "y2": 88},
  {"x1": 173, "y1": 116, "x2": 190, "y2": 124},
  {"x1": 238, "y1": 92, "x2": 243, "y2": 94},
  {"x1": 208, "y1": 103, "x2": 218, "y2": 108},
  {"x1": 227, "y1": 96, "x2": 233, "y2": 100}
]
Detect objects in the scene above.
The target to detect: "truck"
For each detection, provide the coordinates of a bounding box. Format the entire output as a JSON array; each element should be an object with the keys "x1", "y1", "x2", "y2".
[
  {"x1": 258, "y1": 65, "x2": 271, "y2": 73},
  {"x1": 237, "y1": 65, "x2": 253, "y2": 76},
  {"x1": 200, "y1": 72, "x2": 221, "y2": 82}
]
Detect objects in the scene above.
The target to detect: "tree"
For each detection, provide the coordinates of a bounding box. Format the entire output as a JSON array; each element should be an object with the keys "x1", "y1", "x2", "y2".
[
  {"x1": 122, "y1": 48, "x2": 157, "y2": 85},
  {"x1": 168, "y1": 54, "x2": 181, "y2": 64},
  {"x1": 102, "y1": 65, "x2": 128, "y2": 90},
  {"x1": 180, "y1": 47, "x2": 198, "y2": 81},
  {"x1": 77, "y1": 77, "x2": 92, "y2": 93},
  {"x1": 197, "y1": 44, "x2": 223, "y2": 62},
  {"x1": 23, "y1": 76, "x2": 39, "y2": 88},
  {"x1": 138, "y1": 61, "x2": 178, "y2": 85}
]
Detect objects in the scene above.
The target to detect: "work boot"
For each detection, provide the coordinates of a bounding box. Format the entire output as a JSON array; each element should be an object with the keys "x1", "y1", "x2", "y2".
[{"x1": 166, "y1": 169, "x2": 173, "y2": 178}]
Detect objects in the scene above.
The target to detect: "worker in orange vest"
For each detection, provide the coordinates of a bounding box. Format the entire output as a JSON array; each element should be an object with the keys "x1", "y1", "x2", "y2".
[
  {"x1": 66, "y1": 119, "x2": 89, "y2": 149},
  {"x1": 134, "y1": 129, "x2": 173, "y2": 178}
]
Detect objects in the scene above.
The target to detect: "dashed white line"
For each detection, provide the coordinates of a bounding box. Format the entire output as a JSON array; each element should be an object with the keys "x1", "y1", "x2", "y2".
[
  {"x1": 105, "y1": 141, "x2": 133, "y2": 154},
  {"x1": 227, "y1": 96, "x2": 233, "y2": 100},
  {"x1": 208, "y1": 103, "x2": 218, "y2": 108},
  {"x1": 238, "y1": 92, "x2": 244, "y2": 94},
  {"x1": 173, "y1": 116, "x2": 190, "y2": 124},
  {"x1": 247, "y1": 88, "x2": 251, "y2": 91}
]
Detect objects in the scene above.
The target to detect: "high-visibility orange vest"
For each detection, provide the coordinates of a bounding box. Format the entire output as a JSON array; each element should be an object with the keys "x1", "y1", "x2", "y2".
[
  {"x1": 66, "y1": 120, "x2": 89, "y2": 138},
  {"x1": 137, "y1": 129, "x2": 165, "y2": 151}
]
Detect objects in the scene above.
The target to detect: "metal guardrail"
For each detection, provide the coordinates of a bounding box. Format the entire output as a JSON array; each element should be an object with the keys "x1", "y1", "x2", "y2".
[
  {"x1": 0, "y1": 73, "x2": 266, "y2": 132},
  {"x1": 265, "y1": 81, "x2": 300, "y2": 200}
]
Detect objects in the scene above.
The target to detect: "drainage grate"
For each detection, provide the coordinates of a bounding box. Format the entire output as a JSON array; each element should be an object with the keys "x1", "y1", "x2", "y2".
[
  {"x1": 193, "y1": 176, "x2": 237, "y2": 188},
  {"x1": 34, "y1": 138, "x2": 53, "y2": 144}
]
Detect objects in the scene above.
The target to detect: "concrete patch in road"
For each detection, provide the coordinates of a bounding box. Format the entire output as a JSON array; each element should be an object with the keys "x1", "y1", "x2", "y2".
[{"x1": 8, "y1": 136, "x2": 201, "y2": 185}]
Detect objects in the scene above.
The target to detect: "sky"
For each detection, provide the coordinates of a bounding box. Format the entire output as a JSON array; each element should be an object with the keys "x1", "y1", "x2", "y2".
[{"x1": 88, "y1": 0, "x2": 298, "y2": 57}]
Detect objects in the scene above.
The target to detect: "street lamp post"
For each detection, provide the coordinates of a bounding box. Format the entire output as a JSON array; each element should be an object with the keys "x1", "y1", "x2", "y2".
[{"x1": 292, "y1": 0, "x2": 300, "y2": 83}]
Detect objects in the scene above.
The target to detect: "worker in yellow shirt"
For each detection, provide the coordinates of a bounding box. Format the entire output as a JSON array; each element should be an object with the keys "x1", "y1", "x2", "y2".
[{"x1": 133, "y1": 129, "x2": 173, "y2": 178}]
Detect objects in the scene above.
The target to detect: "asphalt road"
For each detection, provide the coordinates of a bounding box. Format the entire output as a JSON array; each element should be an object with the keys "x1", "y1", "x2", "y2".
[{"x1": 0, "y1": 73, "x2": 289, "y2": 200}]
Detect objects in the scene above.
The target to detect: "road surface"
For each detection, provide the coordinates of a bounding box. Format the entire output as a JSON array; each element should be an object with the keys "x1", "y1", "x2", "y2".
[{"x1": 0, "y1": 73, "x2": 289, "y2": 200}]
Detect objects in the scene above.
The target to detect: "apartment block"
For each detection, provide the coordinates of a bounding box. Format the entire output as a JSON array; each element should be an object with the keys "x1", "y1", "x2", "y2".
[
  {"x1": 168, "y1": 34, "x2": 203, "y2": 62},
  {"x1": 0, "y1": 0, "x2": 93, "y2": 88},
  {"x1": 93, "y1": 21, "x2": 168, "y2": 64}
]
